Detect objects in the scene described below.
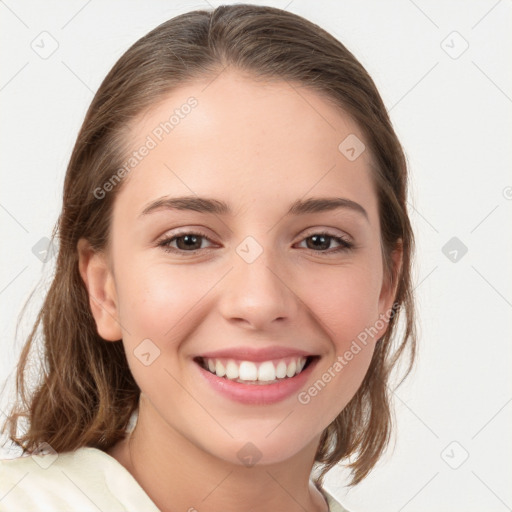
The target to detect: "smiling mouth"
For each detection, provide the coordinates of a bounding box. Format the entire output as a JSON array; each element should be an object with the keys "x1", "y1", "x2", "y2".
[{"x1": 194, "y1": 355, "x2": 318, "y2": 385}]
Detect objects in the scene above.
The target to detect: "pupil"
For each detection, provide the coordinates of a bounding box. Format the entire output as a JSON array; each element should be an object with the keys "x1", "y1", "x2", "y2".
[
  {"x1": 309, "y1": 235, "x2": 329, "y2": 250},
  {"x1": 178, "y1": 235, "x2": 200, "y2": 250}
]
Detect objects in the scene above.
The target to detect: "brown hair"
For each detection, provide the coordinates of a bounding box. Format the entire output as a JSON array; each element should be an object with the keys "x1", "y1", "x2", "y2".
[{"x1": 1, "y1": 4, "x2": 416, "y2": 486}]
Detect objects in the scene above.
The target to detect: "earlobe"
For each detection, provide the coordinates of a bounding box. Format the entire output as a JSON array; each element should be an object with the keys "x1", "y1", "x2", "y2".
[{"x1": 77, "y1": 238, "x2": 123, "y2": 342}]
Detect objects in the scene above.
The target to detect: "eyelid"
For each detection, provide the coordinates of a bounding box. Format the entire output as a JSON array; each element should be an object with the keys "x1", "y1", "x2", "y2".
[
  {"x1": 157, "y1": 226, "x2": 355, "y2": 256},
  {"x1": 298, "y1": 226, "x2": 353, "y2": 243},
  {"x1": 156, "y1": 228, "x2": 215, "y2": 245},
  {"x1": 155, "y1": 228, "x2": 219, "y2": 256},
  {"x1": 294, "y1": 230, "x2": 354, "y2": 253},
  {"x1": 157, "y1": 227, "x2": 352, "y2": 245}
]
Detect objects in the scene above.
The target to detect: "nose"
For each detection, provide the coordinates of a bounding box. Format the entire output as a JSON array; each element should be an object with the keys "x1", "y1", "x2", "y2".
[{"x1": 217, "y1": 247, "x2": 301, "y2": 331}]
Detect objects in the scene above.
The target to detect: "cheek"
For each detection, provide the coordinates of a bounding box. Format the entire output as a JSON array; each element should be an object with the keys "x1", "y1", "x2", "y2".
[
  {"x1": 300, "y1": 261, "x2": 383, "y2": 349},
  {"x1": 295, "y1": 267, "x2": 380, "y2": 420},
  {"x1": 113, "y1": 263, "x2": 207, "y2": 392},
  {"x1": 114, "y1": 259, "x2": 218, "y2": 345}
]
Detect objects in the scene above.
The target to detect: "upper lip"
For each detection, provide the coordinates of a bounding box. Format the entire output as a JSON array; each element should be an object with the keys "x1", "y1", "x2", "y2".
[{"x1": 195, "y1": 346, "x2": 316, "y2": 362}]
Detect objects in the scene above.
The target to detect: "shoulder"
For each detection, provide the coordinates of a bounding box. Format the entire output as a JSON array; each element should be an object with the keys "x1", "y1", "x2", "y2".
[
  {"x1": 323, "y1": 487, "x2": 352, "y2": 512},
  {"x1": 0, "y1": 446, "x2": 159, "y2": 512}
]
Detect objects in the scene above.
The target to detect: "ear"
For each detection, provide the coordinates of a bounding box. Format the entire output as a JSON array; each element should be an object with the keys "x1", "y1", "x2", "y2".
[
  {"x1": 377, "y1": 240, "x2": 403, "y2": 335},
  {"x1": 77, "y1": 238, "x2": 122, "y2": 341}
]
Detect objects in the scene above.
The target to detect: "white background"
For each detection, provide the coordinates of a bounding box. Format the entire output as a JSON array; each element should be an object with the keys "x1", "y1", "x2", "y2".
[{"x1": 1, "y1": 1, "x2": 511, "y2": 511}]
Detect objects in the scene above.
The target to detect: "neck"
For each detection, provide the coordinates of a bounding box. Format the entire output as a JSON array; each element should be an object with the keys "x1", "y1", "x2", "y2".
[{"x1": 112, "y1": 398, "x2": 328, "y2": 512}]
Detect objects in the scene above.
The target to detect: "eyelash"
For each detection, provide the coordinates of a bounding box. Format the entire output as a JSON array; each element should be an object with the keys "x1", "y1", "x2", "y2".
[{"x1": 157, "y1": 230, "x2": 354, "y2": 255}]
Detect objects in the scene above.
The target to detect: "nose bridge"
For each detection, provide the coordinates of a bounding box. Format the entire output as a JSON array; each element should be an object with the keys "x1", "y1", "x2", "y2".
[{"x1": 218, "y1": 234, "x2": 299, "y2": 327}]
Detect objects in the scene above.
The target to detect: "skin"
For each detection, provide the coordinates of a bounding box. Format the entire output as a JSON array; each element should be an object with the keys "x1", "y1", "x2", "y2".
[{"x1": 78, "y1": 68, "x2": 401, "y2": 512}]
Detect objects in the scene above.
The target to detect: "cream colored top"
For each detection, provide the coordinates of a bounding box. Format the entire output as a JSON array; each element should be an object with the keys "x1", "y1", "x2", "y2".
[{"x1": 0, "y1": 447, "x2": 349, "y2": 511}]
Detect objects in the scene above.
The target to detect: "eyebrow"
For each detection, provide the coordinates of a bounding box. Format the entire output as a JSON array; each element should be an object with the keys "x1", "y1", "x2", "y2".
[{"x1": 139, "y1": 195, "x2": 369, "y2": 221}]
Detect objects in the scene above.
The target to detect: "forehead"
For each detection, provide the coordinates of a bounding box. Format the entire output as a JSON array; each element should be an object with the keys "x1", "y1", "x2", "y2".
[{"x1": 115, "y1": 69, "x2": 378, "y2": 224}]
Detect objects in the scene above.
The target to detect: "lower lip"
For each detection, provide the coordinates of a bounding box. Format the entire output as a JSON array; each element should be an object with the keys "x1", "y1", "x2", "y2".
[{"x1": 195, "y1": 358, "x2": 318, "y2": 405}]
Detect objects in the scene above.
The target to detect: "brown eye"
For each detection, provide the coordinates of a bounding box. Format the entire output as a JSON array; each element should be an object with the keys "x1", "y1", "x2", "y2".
[
  {"x1": 158, "y1": 232, "x2": 213, "y2": 253},
  {"x1": 157, "y1": 230, "x2": 353, "y2": 255},
  {"x1": 298, "y1": 233, "x2": 353, "y2": 253}
]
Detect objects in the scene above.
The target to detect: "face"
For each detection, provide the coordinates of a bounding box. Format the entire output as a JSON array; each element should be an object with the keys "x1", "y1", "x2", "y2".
[{"x1": 80, "y1": 69, "x2": 400, "y2": 466}]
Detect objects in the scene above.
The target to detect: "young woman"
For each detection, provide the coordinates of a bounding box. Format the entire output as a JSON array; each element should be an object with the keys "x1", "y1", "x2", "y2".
[{"x1": 0, "y1": 5, "x2": 416, "y2": 511}]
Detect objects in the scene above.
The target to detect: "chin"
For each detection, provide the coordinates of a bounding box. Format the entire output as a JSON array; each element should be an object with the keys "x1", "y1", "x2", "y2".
[{"x1": 197, "y1": 427, "x2": 320, "y2": 468}]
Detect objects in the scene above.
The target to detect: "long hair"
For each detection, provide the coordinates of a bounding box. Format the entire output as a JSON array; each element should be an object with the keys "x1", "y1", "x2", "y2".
[{"x1": 1, "y1": 4, "x2": 416, "y2": 486}]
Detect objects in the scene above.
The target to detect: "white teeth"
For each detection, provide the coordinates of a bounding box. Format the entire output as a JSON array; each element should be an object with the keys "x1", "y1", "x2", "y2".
[
  {"x1": 203, "y1": 356, "x2": 309, "y2": 383},
  {"x1": 286, "y1": 360, "x2": 297, "y2": 378},
  {"x1": 276, "y1": 361, "x2": 287, "y2": 379},
  {"x1": 215, "y1": 360, "x2": 226, "y2": 377},
  {"x1": 225, "y1": 360, "x2": 239, "y2": 380},
  {"x1": 239, "y1": 361, "x2": 258, "y2": 380},
  {"x1": 258, "y1": 361, "x2": 276, "y2": 381}
]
